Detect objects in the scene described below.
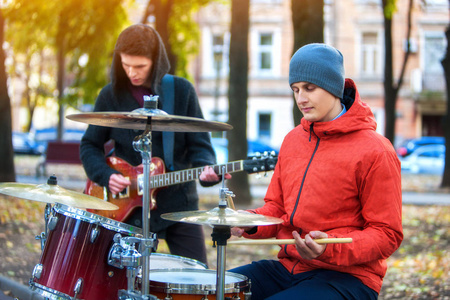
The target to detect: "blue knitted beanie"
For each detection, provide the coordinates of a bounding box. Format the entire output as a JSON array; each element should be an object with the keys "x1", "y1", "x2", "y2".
[{"x1": 289, "y1": 43, "x2": 345, "y2": 99}]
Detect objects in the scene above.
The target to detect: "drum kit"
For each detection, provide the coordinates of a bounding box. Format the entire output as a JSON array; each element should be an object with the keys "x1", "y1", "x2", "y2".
[{"x1": 0, "y1": 95, "x2": 282, "y2": 300}]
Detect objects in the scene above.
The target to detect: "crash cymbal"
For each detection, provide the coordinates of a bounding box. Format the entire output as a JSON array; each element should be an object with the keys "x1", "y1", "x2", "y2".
[
  {"x1": 66, "y1": 112, "x2": 233, "y2": 132},
  {"x1": 161, "y1": 207, "x2": 283, "y2": 227},
  {"x1": 0, "y1": 181, "x2": 119, "y2": 211}
]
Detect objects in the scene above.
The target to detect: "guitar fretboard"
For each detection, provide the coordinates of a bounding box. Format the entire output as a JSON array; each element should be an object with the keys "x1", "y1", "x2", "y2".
[{"x1": 149, "y1": 161, "x2": 244, "y2": 189}]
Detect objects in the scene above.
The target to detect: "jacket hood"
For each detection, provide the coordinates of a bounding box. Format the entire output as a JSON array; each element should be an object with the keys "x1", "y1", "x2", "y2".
[
  {"x1": 300, "y1": 78, "x2": 377, "y2": 138},
  {"x1": 111, "y1": 24, "x2": 170, "y2": 96}
]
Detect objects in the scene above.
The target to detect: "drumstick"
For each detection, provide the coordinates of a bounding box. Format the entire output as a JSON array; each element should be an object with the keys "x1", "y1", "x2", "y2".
[{"x1": 228, "y1": 238, "x2": 352, "y2": 245}]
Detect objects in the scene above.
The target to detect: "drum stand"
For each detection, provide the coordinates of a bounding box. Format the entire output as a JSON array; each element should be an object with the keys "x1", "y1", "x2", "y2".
[
  {"x1": 118, "y1": 95, "x2": 165, "y2": 300},
  {"x1": 212, "y1": 175, "x2": 236, "y2": 300},
  {"x1": 35, "y1": 176, "x2": 59, "y2": 251}
]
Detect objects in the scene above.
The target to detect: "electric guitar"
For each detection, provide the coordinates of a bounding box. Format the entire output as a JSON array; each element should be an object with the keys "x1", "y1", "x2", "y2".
[{"x1": 85, "y1": 154, "x2": 277, "y2": 222}]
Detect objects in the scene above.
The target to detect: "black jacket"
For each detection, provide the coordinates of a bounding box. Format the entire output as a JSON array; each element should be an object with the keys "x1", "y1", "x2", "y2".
[{"x1": 80, "y1": 26, "x2": 216, "y2": 233}]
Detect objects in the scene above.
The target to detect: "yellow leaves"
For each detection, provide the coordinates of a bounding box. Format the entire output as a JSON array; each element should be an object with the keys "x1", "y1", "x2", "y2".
[
  {"x1": 0, "y1": 196, "x2": 45, "y2": 225},
  {"x1": 382, "y1": 205, "x2": 450, "y2": 298}
]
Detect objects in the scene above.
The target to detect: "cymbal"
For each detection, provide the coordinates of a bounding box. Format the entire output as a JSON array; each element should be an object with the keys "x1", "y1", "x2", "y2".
[
  {"x1": 161, "y1": 207, "x2": 283, "y2": 227},
  {"x1": 66, "y1": 112, "x2": 233, "y2": 132},
  {"x1": 0, "y1": 182, "x2": 119, "y2": 210}
]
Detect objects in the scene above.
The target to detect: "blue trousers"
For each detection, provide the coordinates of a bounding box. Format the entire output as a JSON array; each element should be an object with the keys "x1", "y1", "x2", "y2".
[{"x1": 229, "y1": 260, "x2": 378, "y2": 300}]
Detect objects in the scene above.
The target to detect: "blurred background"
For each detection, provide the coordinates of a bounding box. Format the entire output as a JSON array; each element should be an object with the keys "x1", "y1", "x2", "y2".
[{"x1": 0, "y1": 1, "x2": 449, "y2": 299}]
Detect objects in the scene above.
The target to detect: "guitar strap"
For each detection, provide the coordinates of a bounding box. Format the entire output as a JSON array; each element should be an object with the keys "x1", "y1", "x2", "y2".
[{"x1": 161, "y1": 74, "x2": 175, "y2": 171}]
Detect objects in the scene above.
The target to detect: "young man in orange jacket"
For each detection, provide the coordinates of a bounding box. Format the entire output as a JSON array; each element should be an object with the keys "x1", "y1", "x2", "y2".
[{"x1": 229, "y1": 43, "x2": 403, "y2": 299}]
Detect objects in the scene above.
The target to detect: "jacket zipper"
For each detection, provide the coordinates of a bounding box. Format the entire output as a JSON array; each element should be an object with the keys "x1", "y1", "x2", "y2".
[{"x1": 285, "y1": 124, "x2": 321, "y2": 265}]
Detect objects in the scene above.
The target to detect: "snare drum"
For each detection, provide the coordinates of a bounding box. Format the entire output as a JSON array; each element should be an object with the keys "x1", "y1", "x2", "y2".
[
  {"x1": 147, "y1": 269, "x2": 251, "y2": 300},
  {"x1": 30, "y1": 203, "x2": 142, "y2": 300},
  {"x1": 149, "y1": 253, "x2": 207, "y2": 270}
]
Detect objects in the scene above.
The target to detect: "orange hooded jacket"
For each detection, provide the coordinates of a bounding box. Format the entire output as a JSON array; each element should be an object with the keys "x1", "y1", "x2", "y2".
[{"x1": 244, "y1": 79, "x2": 403, "y2": 293}]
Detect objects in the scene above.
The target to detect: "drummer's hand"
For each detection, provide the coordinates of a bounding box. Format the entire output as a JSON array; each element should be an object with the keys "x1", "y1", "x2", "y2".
[
  {"x1": 199, "y1": 166, "x2": 231, "y2": 182},
  {"x1": 231, "y1": 227, "x2": 247, "y2": 237},
  {"x1": 293, "y1": 230, "x2": 327, "y2": 260},
  {"x1": 109, "y1": 173, "x2": 131, "y2": 195}
]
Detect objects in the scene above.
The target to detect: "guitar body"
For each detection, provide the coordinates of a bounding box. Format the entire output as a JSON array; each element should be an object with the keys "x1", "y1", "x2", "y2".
[
  {"x1": 85, "y1": 153, "x2": 278, "y2": 223},
  {"x1": 86, "y1": 156, "x2": 165, "y2": 222}
]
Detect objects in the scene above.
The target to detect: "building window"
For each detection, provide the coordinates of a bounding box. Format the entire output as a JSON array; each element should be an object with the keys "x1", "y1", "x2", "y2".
[
  {"x1": 258, "y1": 112, "x2": 272, "y2": 140},
  {"x1": 361, "y1": 32, "x2": 380, "y2": 77},
  {"x1": 259, "y1": 33, "x2": 273, "y2": 70},
  {"x1": 422, "y1": 33, "x2": 446, "y2": 91},
  {"x1": 212, "y1": 33, "x2": 226, "y2": 74},
  {"x1": 202, "y1": 29, "x2": 229, "y2": 77},
  {"x1": 253, "y1": 32, "x2": 275, "y2": 75}
]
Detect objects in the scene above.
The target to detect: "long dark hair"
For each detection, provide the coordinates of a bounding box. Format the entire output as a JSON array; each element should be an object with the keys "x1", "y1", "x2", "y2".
[{"x1": 111, "y1": 24, "x2": 159, "y2": 93}]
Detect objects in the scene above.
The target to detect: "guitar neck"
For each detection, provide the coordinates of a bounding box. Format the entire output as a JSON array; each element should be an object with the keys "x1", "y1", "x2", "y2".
[{"x1": 150, "y1": 161, "x2": 244, "y2": 189}]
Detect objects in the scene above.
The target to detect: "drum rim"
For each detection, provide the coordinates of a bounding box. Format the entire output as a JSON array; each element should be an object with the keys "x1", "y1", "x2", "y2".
[
  {"x1": 53, "y1": 203, "x2": 142, "y2": 235},
  {"x1": 149, "y1": 253, "x2": 208, "y2": 269},
  {"x1": 148, "y1": 268, "x2": 249, "y2": 295}
]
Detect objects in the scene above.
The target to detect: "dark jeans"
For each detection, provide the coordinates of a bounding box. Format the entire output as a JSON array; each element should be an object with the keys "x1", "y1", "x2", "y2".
[
  {"x1": 229, "y1": 260, "x2": 378, "y2": 300},
  {"x1": 164, "y1": 221, "x2": 208, "y2": 266},
  {"x1": 125, "y1": 208, "x2": 208, "y2": 266}
]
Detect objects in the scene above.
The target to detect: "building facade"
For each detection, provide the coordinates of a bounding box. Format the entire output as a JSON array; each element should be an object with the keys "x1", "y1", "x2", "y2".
[{"x1": 195, "y1": 0, "x2": 448, "y2": 149}]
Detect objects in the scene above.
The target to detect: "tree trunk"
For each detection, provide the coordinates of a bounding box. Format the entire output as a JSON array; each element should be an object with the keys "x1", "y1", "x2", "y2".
[
  {"x1": 153, "y1": 0, "x2": 177, "y2": 75},
  {"x1": 382, "y1": 0, "x2": 414, "y2": 146},
  {"x1": 382, "y1": 0, "x2": 397, "y2": 145},
  {"x1": 0, "y1": 10, "x2": 16, "y2": 182},
  {"x1": 56, "y1": 10, "x2": 67, "y2": 142},
  {"x1": 56, "y1": 42, "x2": 65, "y2": 141},
  {"x1": 227, "y1": 0, "x2": 251, "y2": 204},
  {"x1": 441, "y1": 23, "x2": 450, "y2": 188},
  {"x1": 291, "y1": 0, "x2": 324, "y2": 126}
]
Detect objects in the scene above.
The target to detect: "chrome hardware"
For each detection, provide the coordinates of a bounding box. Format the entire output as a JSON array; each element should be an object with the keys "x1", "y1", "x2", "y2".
[
  {"x1": 31, "y1": 264, "x2": 43, "y2": 280},
  {"x1": 90, "y1": 225, "x2": 100, "y2": 243},
  {"x1": 72, "y1": 278, "x2": 83, "y2": 300},
  {"x1": 47, "y1": 215, "x2": 58, "y2": 231}
]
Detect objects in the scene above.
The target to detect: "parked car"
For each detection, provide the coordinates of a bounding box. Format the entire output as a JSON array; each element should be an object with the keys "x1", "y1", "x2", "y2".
[
  {"x1": 12, "y1": 131, "x2": 43, "y2": 155},
  {"x1": 400, "y1": 144, "x2": 445, "y2": 174},
  {"x1": 211, "y1": 138, "x2": 278, "y2": 164},
  {"x1": 32, "y1": 127, "x2": 86, "y2": 154},
  {"x1": 396, "y1": 136, "x2": 445, "y2": 157}
]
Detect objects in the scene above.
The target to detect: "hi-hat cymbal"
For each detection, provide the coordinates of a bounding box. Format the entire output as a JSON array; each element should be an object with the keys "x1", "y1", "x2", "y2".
[
  {"x1": 0, "y1": 182, "x2": 119, "y2": 210},
  {"x1": 66, "y1": 112, "x2": 233, "y2": 132},
  {"x1": 161, "y1": 207, "x2": 283, "y2": 227}
]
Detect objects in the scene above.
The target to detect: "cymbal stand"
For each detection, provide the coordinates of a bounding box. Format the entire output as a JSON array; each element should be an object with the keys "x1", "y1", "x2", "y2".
[
  {"x1": 132, "y1": 95, "x2": 167, "y2": 297},
  {"x1": 35, "y1": 176, "x2": 58, "y2": 250},
  {"x1": 211, "y1": 170, "x2": 235, "y2": 300}
]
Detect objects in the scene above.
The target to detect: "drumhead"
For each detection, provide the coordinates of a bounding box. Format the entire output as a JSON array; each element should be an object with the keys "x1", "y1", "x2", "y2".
[
  {"x1": 149, "y1": 253, "x2": 207, "y2": 269},
  {"x1": 149, "y1": 269, "x2": 249, "y2": 295},
  {"x1": 53, "y1": 203, "x2": 142, "y2": 235}
]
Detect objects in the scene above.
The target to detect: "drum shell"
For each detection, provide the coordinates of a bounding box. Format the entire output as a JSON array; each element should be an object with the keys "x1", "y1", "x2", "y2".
[{"x1": 32, "y1": 204, "x2": 142, "y2": 300}]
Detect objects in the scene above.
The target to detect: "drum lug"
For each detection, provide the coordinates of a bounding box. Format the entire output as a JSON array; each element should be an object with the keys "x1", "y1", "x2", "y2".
[
  {"x1": 72, "y1": 278, "x2": 83, "y2": 300},
  {"x1": 244, "y1": 291, "x2": 252, "y2": 300},
  {"x1": 47, "y1": 215, "x2": 58, "y2": 231},
  {"x1": 90, "y1": 227, "x2": 100, "y2": 243},
  {"x1": 31, "y1": 263, "x2": 43, "y2": 279}
]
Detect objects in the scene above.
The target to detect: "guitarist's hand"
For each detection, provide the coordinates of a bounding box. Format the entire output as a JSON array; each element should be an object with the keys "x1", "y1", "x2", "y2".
[
  {"x1": 109, "y1": 173, "x2": 131, "y2": 195},
  {"x1": 199, "y1": 166, "x2": 232, "y2": 183}
]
